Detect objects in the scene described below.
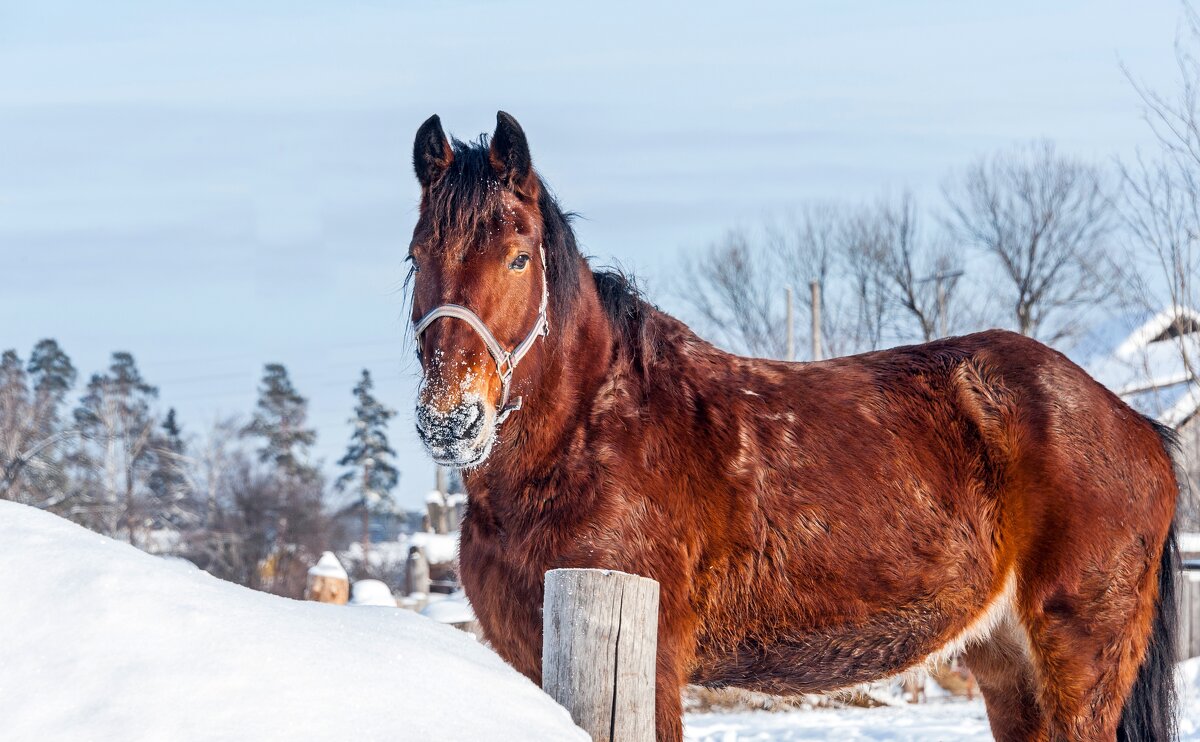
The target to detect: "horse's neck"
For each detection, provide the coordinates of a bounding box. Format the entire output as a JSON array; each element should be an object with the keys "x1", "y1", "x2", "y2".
[{"x1": 469, "y1": 261, "x2": 618, "y2": 499}]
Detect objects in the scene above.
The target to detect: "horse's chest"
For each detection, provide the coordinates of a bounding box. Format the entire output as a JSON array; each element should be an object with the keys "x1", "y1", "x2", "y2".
[{"x1": 458, "y1": 519, "x2": 611, "y2": 631}]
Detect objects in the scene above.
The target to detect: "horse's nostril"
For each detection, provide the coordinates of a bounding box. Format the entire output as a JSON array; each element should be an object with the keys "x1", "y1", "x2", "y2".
[
  {"x1": 463, "y1": 402, "x2": 482, "y2": 427},
  {"x1": 462, "y1": 402, "x2": 485, "y2": 438},
  {"x1": 416, "y1": 402, "x2": 487, "y2": 446}
]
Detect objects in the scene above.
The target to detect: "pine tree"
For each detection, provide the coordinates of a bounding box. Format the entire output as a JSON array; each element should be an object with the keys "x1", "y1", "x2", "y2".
[
  {"x1": 1, "y1": 341, "x2": 77, "y2": 505},
  {"x1": 241, "y1": 364, "x2": 317, "y2": 481},
  {"x1": 28, "y1": 339, "x2": 77, "y2": 415},
  {"x1": 147, "y1": 408, "x2": 195, "y2": 529},
  {"x1": 73, "y1": 352, "x2": 160, "y2": 540},
  {"x1": 238, "y1": 364, "x2": 327, "y2": 596},
  {"x1": 25, "y1": 340, "x2": 77, "y2": 503},
  {"x1": 336, "y1": 369, "x2": 400, "y2": 553}
]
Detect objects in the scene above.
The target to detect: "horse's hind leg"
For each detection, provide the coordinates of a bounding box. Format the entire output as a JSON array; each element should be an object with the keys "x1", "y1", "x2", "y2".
[
  {"x1": 962, "y1": 621, "x2": 1047, "y2": 742},
  {"x1": 1003, "y1": 534, "x2": 1162, "y2": 742},
  {"x1": 963, "y1": 553, "x2": 1157, "y2": 742},
  {"x1": 1021, "y1": 555, "x2": 1159, "y2": 741}
]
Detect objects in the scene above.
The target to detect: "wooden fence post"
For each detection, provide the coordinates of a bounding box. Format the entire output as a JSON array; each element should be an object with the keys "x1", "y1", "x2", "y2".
[{"x1": 542, "y1": 568, "x2": 659, "y2": 742}]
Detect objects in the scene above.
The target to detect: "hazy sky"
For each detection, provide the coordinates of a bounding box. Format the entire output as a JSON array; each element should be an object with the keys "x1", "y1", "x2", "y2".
[{"x1": 0, "y1": 0, "x2": 1187, "y2": 506}]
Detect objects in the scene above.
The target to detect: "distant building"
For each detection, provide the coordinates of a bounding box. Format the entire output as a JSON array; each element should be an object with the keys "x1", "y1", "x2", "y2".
[
  {"x1": 331, "y1": 502, "x2": 410, "y2": 551},
  {"x1": 1082, "y1": 306, "x2": 1200, "y2": 530}
]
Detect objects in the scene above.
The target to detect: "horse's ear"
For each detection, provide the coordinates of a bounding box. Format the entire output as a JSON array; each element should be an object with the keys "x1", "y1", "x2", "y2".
[
  {"x1": 413, "y1": 114, "x2": 452, "y2": 188},
  {"x1": 489, "y1": 111, "x2": 537, "y2": 199}
]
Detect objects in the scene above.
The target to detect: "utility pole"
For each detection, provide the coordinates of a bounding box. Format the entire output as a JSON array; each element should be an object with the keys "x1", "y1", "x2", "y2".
[
  {"x1": 917, "y1": 269, "x2": 964, "y2": 339},
  {"x1": 785, "y1": 287, "x2": 795, "y2": 361},
  {"x1": 810, "y1": 280, "x2": 823, "y2": 361}
]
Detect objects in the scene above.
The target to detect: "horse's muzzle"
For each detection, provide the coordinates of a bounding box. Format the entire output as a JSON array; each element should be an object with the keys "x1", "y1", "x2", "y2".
[{"x1": 415, "y1": 401, "x2": 493, "y2": 466}]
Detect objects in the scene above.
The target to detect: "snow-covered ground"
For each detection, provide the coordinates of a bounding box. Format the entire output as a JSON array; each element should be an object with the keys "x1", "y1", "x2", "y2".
[
  {"x1": 685, "y1": 658, "x2": 1200, "y2": 741},
  {"x1": 0, "y1": 501, "x2": 586, "y2": 742},
  {"x1": 10, "y1": 498, "x2": 1200, "y2": 742},
  {"x1": 686, "y1": 698, "x2": 992, "y2": 741}
]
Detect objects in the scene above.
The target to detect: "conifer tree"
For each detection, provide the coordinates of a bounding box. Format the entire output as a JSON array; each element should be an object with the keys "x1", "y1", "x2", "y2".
[
  {"x1": 147, "y1": 408, "x2": 195, "y2": 529},
  {"x1": 241, "y1": 363, "x2": 317, "y2": 481},
  {"x1": 28, "y1": 339, "x2": 77, "y2": 418},
  {"x1": 0, "y1": 340, "x2": 78, "y2": 506},
  {"x1": 336, "y1": 369, "x2": 400, "y2": 552},
  {"x1": 73, "y1": 352, "x2": 160, "y2": 540},
  {"x1": 239, "y1": 364, "x2": 327, "y2": 596}
]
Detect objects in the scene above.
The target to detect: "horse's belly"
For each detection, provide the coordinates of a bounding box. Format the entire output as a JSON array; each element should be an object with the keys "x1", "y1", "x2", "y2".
[
  {"x1": 694, "y1": 617, "x2": 947, "y2": 694},
  {"x1": 692, "y1": 571, "x2": 1016, "y2": 694}
]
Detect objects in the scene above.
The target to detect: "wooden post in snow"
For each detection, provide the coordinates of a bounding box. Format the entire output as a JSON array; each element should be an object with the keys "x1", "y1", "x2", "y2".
[
  {"x1": 305, "y1": 551, "x2": 350, "y2": 605},
  {"x1": 542, "y1": 568, "x2": 659, "y2": 742}
]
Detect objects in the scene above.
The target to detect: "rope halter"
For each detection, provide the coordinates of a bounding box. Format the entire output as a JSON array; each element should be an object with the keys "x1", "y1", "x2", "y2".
[{"x1": 413, "y1": 246, "x2": 550, "y2": 424}]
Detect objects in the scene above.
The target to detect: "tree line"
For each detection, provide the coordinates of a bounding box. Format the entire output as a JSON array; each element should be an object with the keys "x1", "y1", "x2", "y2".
[
  {"x1": 675, "y1": 139, "x2": 1141, "y2": 360},
  {"x1": 0, "y1": 345, "x2": 400, "y2": 599},
  {"x1": 674, "y1": 12, "x2": 1200, "y2": 362}
]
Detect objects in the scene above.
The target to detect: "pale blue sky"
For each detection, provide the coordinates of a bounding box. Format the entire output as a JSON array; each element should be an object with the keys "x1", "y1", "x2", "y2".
[{"x1": 0, "y1": 0, "x2": 1186, "y2": 506}]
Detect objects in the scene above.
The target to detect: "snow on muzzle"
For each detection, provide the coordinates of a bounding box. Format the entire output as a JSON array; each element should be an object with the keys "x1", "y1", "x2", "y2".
[{"x1": 416, "y1": 366, "x2": 499, "y2": 467}]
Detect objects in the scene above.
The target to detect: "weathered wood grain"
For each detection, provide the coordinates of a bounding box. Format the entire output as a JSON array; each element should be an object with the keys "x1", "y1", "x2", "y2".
[{"x1": 543, "y1": 568, "x2": 659, "y2": 742}]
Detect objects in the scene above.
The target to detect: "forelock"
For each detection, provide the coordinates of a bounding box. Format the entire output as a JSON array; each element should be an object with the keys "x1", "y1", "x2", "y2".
[{"x1": 423, "y1": 136, "x2": 507, "y2": 246}]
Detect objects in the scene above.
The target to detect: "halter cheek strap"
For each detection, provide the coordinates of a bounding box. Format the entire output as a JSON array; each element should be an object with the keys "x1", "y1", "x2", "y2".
[{"x1": 413, "y1": 246, "x2": 550, "y2": 424}]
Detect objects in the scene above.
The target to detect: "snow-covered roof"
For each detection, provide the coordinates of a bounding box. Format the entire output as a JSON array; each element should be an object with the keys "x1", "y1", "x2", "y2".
[
  {"x1": 1084, "y1": 306, "x2": 1200, "y2": 427},
  {"x1": 410, "y1": 530, "x2": 459, "y2": 565},
  {"x1": 307, "y1": 551, "x2": 348, "y2": 580},
  {"x1": 0, "y1": 501, "x2": 586, "y2": 741}
]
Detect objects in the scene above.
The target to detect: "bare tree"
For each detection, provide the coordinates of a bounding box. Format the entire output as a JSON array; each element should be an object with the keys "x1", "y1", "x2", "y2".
[
  {"x1": 675, "y1": 199, "x2": 987, "y2": 358},
  {"x1": 839, "y1": 209, "x2": 892, "y2": 352},
  {"x1": 676, "y1": 228, "x2": 787, "y2": 359},
  {"x1": 945, "y1": 141, "x2": 1115, "y2": 344},
  {"x1": 1121, "y1": 7, "x2": 1200, "y2": 374},
  {"x1": 1120, "y1": 6, "x2": 1200, "y2": 528},
  {"x1": 764, "y1": 205, "x2": 851, "y2": 357},
  {"x1": 0, "y1": 351, "x2": 33, "y2": 500},
  {"x1": 875, "y1": 193, "x2": 965, "y2": 342}
]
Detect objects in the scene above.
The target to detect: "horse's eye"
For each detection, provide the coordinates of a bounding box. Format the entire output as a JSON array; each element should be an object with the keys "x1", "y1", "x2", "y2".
[
  {"x1": 510, "y1": 254, "x2": 530, "y2": 271},
  {"x1": 407, "y1": 255, "x2": 420, "y2": 273}
]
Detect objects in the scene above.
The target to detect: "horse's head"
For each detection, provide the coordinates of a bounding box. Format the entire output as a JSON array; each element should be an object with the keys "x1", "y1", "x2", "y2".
[{"x1": 408, "y1": 112, "x2": 550, "y2": 468}]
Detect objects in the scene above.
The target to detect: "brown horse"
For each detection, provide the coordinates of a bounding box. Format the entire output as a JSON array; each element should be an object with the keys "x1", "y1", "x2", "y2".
[{"x1": 407, "y1": 111, "x2": 1179, "y2": 741}]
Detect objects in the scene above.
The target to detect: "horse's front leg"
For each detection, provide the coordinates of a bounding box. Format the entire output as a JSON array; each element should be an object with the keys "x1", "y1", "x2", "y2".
[{"x1": 652, "y1": 615, "x2": 696, "y2": 742}]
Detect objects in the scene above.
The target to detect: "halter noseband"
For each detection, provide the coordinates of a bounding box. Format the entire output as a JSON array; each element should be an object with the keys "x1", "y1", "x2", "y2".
[{"x1": 413, "y1": 246, "x2": 549, "y2": 424}]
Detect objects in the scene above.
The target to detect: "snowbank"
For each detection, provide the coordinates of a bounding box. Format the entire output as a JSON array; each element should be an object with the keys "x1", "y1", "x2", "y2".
[
  {"x1": 348, "y1": 579, "x2": 396, "y2": 607},
  {"x1": 421, "y1": 591, "x2": 476, "y2": 625},
  {"x1": 0, "y1": 501, "x2": 586, "y2": 742}
]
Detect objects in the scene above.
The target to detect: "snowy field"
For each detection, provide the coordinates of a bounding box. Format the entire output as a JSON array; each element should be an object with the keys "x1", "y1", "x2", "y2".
[
  {"x1": 7, "y1": 499, "x2": 1200, "y2": 742},
  {"x1": 685, "y1": 646, "x2": 1200, "y2": 741},
  {"x1": 686, "y1": 682, "x2": 1200, "y2": 742},
  {"x1": 686, "y1": 699, "x2": 992, "y2": 741}
]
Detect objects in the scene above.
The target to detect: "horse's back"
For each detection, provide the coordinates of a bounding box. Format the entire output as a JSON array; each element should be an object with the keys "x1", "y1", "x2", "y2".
[{"x1": 682, "y1": 328, "x2": 1175, "y2": 692}]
